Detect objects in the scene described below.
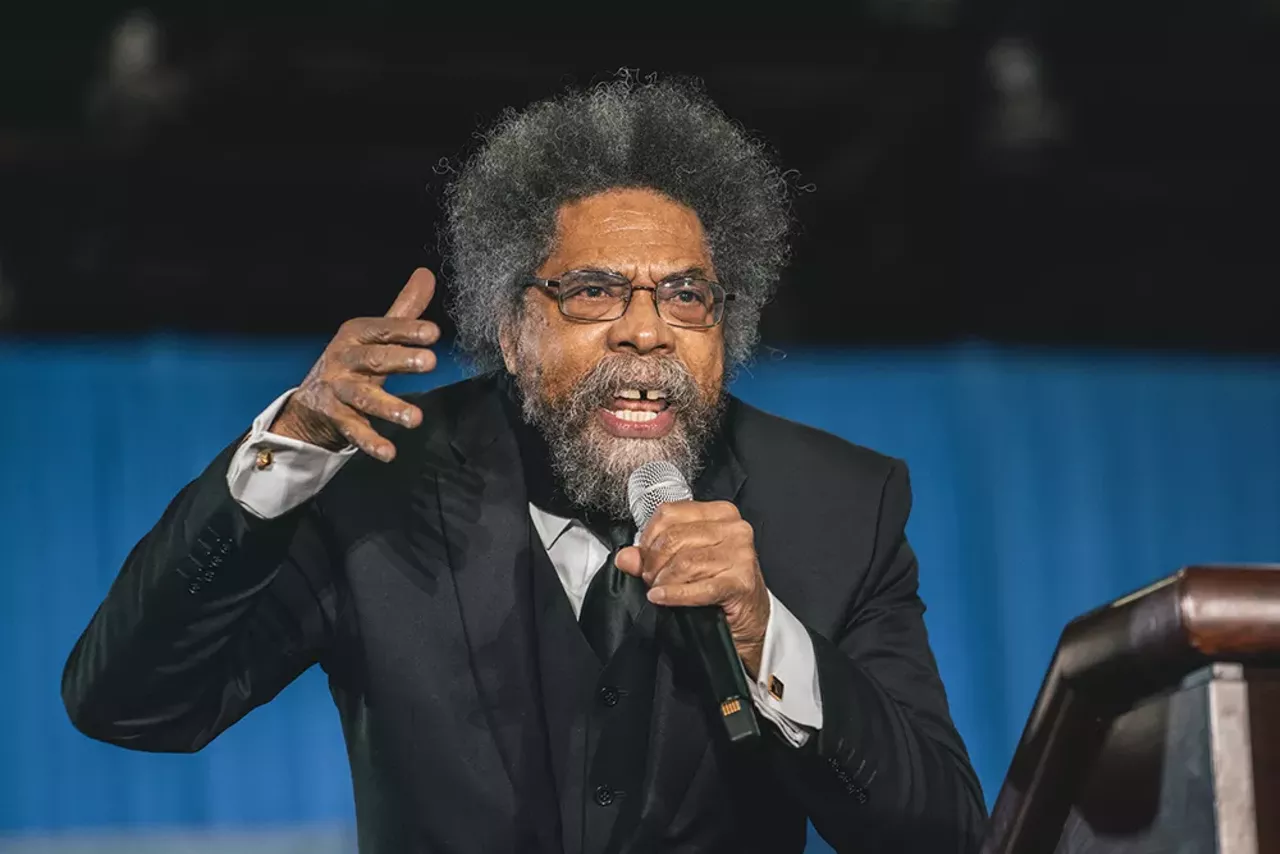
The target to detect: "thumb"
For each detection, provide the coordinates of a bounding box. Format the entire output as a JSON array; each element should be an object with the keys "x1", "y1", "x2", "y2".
[{"x1": 615, "y1": 546, "x2": 644, "y2": 577}]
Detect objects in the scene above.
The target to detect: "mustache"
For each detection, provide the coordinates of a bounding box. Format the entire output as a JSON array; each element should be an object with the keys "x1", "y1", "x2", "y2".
[{"x1": 570, "y1": 355, "x2": 702, "y2": 412}]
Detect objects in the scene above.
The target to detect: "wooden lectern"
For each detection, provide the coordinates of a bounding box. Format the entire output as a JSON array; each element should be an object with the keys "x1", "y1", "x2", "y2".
[{"x1": 982, "y1": 566, "x2": 1280, "y2": 854}]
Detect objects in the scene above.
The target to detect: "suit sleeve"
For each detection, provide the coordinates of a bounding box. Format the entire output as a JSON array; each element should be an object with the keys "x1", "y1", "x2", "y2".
[
  {"x1": 769, "y1": 460, "x2": 986, "y2": 853},
  {"x1": 61, "y1": 439, "x2": 342, "y2": 753}
]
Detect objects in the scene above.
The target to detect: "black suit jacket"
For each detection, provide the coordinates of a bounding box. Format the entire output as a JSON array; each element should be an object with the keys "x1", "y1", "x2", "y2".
[{"x1": 62, "y1": 373, "x2": 985, "y2": 852}]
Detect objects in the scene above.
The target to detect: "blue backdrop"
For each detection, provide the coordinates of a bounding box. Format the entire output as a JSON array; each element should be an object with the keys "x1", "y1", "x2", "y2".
[{"x1": 4, "y1": 339, "x2": 1280, "y2": 851}]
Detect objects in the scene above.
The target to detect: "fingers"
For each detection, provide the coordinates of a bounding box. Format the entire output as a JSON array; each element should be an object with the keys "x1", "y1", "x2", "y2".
[
  {"x1": 339, "y1": 344, "x2": 438, "y2": 376},
  {"x1": 644, "y1": 525, "x2": 723, "y2": 579},
  {"x1": 648, "y1": 575, "x2": 745, "y2": 607},
  {"x1": 639, "y1": 500, "x2": 740, "y2": 548},
  {"x1": 344, "y1": 318, "x2": 441, "y2": 347},
  {"x1": 330, "y1": 378, "x2": 423, "y2": 429},
  {"x1": 641, "y1": 517, "x2": 752, "y2": 583},
  {"x1": 646, "y1": 545, "x2": 727, "y2": 588},
  {"x1": 312, "y1": 386, "x2": 397, "y2": 462},
  {"x1": 626, "y1": 505, "x2": 759, "y2": 610},
  {"x1": 385, "y1": 268, "x2": 437, "y2": 319},
  {"x1": 618, "y1": 539, "x2": 734, "y2": 590},
  {"x1": 646, "y1": 518, "x2": 737, "y2": 559}
]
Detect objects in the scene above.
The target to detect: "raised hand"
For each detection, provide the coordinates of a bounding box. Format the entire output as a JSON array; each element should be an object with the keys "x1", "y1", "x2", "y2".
[{"x1": 269, "y1": 268, "x2": 439, "y2": 462}]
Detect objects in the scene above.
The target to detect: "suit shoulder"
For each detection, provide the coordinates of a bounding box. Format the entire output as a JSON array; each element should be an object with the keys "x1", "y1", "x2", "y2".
[{"x1": 727, "y1": 397, "x2": 902, "y2": 485}]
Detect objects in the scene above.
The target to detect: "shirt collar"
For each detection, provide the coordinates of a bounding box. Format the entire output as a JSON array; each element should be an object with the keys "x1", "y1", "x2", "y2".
[{"x1": 529, "y1": 502, "x2": 577, "y2": 551}]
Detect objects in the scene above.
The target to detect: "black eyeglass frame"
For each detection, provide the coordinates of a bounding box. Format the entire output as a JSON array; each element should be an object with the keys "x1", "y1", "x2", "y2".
[{"x1": 523, "y1": 269, "x2": 736, "y2": 329}]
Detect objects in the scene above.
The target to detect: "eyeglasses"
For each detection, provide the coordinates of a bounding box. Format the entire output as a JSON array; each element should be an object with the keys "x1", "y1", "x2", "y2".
[{"x1": 525, "y1": 269, "x2": 734, "y2": 329}]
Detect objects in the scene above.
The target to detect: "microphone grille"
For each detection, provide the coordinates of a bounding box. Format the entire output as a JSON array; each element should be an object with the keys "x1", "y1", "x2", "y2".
[{"x1": 627, "y1": 460, "x2": 693, "y2": 530}]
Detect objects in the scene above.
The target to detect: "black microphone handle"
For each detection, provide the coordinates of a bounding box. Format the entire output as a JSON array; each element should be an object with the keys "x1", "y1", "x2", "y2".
[{"x1": 670, "y1": 605, "x2": 761, "y2": 744}]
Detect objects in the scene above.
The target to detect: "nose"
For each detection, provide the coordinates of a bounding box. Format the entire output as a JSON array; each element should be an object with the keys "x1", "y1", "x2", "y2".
[{"x1": 605, "y1": 288, "x2": 676, "y2": 356}]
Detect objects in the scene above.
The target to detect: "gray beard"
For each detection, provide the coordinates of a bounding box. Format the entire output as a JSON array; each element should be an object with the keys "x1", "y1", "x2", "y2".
[{"x1": 515, "y1": 355, "x2": 724, "y2": 521}]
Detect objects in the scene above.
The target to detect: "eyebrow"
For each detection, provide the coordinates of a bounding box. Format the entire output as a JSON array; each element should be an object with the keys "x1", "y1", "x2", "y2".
[{"x1": 657, "y1": 266, "x2": 711, "y2": 282}]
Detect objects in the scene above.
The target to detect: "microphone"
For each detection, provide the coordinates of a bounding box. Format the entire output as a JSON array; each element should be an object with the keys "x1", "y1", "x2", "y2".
[{"x1": 627, "y1": 461, "x2": 761, "y2": 744}]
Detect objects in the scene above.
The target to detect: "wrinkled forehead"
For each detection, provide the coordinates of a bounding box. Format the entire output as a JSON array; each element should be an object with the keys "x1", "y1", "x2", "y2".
[{"x1": 541, "y1": 188, "x2": 715, "y2": 281}]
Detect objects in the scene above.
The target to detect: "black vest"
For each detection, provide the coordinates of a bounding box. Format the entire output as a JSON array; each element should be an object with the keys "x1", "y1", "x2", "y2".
[
  {"x1": 501, "y1": 377, "x2": 701, "y2": 853},
  {"x1": 529, "y1": 524, "x2": 661, "y2": 854}
]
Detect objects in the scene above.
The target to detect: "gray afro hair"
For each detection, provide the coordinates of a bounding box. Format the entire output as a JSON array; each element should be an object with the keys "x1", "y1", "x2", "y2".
[{"x1": 441, "y1": 74, "x2": 793, "y2": 371}]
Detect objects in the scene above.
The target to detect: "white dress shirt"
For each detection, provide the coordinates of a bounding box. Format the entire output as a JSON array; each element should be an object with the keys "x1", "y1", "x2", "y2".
[{"x1": 227, "y1": 389, "x2": 823, "y2": 745}]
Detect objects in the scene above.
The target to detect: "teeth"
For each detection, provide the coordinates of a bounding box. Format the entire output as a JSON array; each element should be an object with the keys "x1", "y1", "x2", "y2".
[
  {"x1": 611, "y1": 409, "x2": 659, "y2": 423},
  {"x1": 615, "y1": 388, "x2": 668, "y2": 401}
]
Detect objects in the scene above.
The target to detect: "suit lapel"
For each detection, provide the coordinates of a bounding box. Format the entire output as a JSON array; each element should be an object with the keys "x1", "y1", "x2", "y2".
[
  {"x1": 631, "y1": 412, "x2": 748, "y2": 843},
  {"x1": 694, "y1": 406, "x2": 748, "y2": 509},
  {"x1": 433, "y1": 380, "x2": 561, "y2": 851}
]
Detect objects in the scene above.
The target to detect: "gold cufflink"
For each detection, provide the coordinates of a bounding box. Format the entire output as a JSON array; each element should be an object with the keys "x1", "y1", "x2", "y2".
[
  {"x1": 254, "y1": 448, "x2": 274, "y2": 471},
  {"x1": 768, "y1": 675, "x2": 785, "y2": 701}
]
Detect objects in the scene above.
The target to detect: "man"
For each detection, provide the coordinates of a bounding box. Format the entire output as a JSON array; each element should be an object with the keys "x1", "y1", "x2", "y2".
[{"x1": 62, "y1": 78, "x2": 985, "y2": 852}]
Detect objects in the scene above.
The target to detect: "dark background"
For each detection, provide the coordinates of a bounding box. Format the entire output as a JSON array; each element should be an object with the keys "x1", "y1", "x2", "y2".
[{"x1": 2, "y1": 1, "x2": 1277, "y2": 351}]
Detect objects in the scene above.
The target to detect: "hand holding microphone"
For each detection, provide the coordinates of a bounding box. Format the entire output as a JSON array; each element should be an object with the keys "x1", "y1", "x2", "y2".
[{"x1": 616, "y1": 462, "x2": 769, "y2": 742}]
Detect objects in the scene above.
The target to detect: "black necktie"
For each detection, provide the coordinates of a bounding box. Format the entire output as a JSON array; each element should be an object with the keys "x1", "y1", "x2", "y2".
[{"x1": 579, "y1": 522, "x2": 644, "y2": 662}]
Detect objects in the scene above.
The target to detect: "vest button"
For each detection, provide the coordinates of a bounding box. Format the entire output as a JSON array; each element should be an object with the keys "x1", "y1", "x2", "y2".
[
  {"x1": 598, "y1": 686, "x2": 620, "y2": 707},
  {"x1": 593, "y1": 785, "x2": 615, "y2": 807}
]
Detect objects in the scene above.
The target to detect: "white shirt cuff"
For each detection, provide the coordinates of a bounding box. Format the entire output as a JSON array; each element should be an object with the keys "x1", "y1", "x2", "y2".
[
  {"x1": 226, "y1": 388, "x2": 358, "y2": 519},
  {"x1": 743, "y1": 590, "x2": 824, "y2": 747}
]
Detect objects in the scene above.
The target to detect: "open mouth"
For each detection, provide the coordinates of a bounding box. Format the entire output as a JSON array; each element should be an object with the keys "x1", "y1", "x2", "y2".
[
  {"x1": 606, "y1": 388, "x2": 669, "y2": 422},
  {"x1": 598, "y1": 387, "x2": 675, "y2": 436}
]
